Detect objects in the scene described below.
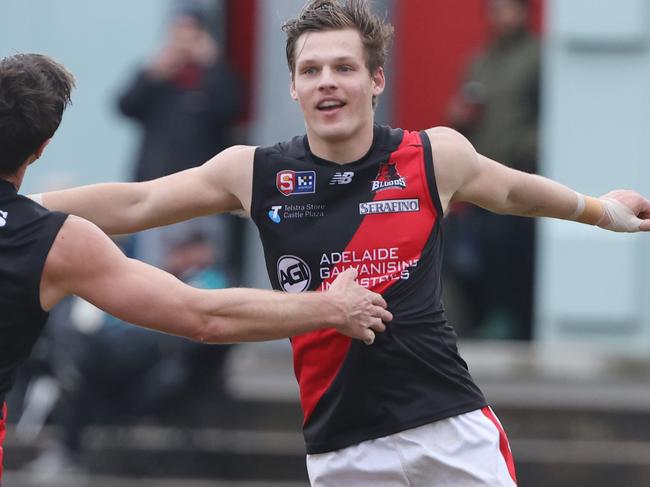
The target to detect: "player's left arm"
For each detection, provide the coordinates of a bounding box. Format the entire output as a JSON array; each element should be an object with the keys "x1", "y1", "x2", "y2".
[{"x1": 428, "y1": 126, "x2": 650, "y2": 232}]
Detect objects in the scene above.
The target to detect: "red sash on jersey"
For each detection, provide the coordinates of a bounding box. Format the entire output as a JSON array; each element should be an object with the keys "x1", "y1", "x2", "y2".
[{"x1": 0, "y1": 403, "x2": 6, "y2": 482}]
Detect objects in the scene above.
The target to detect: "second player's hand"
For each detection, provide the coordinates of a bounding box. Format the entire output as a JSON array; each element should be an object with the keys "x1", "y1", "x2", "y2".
[
  {"x1": 597, "y1": 190, "x2": 650, "y2": 232},
  {"x1": 327, "y1": 268, "x2": 392, "y2": 345}
]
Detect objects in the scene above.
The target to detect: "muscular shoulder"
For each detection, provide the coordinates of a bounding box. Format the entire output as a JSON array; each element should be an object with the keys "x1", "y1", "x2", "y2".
[
  {"x1": 426, "y1": 126, "x2": 475, "y2": 160},
  {"x1": 210, "y1": 145, "x2": 256, "y2": 167},
  {"x1": 425, "y1": 127, "x2": 479, "y2": 212},
  {"x1": 196, "y1": 145, "x2": 256, "y2": 214},
  {"x1": 41, "y1": 216, "x2": 121, "y2": 308}
]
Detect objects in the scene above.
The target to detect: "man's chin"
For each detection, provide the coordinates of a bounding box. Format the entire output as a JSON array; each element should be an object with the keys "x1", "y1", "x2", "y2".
[{"x1": 313, "y1": 123, "x2": 353, "y2": 142}]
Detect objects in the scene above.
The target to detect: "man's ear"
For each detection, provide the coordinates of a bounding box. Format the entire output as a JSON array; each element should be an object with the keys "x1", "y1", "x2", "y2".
[
  {"x1": 290, "y1": 79, "x2": 298, "y2": 101},
  {"x1": 372, "y1": 67, "x2": 385, "y2": 97}
]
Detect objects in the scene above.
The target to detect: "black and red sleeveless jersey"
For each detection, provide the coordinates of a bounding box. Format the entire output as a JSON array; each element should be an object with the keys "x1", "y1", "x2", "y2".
[
  {"x1": 251, "y1": 125, "x2": 486, "y2": 454},
  {"x1": 0, "y1": 179, "x2": 67, "y2": 404}
]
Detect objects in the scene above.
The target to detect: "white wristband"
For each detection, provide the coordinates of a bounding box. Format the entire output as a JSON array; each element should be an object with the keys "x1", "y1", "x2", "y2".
[{"x1": 569, "y1": 192, "x2": 585, "y2": 220}]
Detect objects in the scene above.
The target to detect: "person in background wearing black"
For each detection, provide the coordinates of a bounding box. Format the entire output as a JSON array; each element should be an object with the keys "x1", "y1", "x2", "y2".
[{"x1": 118, "y1": 5, "x2": 243, "y2": 274}]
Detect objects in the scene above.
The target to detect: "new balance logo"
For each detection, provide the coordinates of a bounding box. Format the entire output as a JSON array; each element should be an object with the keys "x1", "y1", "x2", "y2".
[
  {"x1": 0, "y1": 210, "x2": 7, "y2": 227},
  {"x1": 329, "y1": 172, "x2": 354, "y2": 185}
]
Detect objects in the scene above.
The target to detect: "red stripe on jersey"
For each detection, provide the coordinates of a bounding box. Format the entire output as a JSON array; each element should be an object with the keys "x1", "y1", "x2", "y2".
[
  {"x1": 292, "y1": 130, "x2": 439, "y2": 425},
  {"x1": 0, "y1": 403, "x2": 6, "y2": 482},
  {"x1": 481, "y1": 406, "x2": 518, "y2": 484}
]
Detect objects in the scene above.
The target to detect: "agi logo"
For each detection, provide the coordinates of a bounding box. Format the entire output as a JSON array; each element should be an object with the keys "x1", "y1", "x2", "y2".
[
  {"x1": 277, "y1": 255, "x2": 311, "y2": 293},
  {"x1": 371, "y1": 161, "x2": 406, "y2": 192},
  {"x1": 268, "y1": 206, "x2": 282, "y2": 224},
  {"x1": 0, "y1": 210, "x2": 7, "y2": 227},
  {"x1": 276, "y1": 170, "x2": 316, "y2": 196}
]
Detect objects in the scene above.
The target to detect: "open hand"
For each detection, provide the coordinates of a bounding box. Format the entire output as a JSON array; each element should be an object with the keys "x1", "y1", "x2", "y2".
[
  {"x1": 327, "y1": 268, "x2": 392, "y2": 345},
  {"x1": 598, "y1": 190, "x2": 650, "y2": 232}
]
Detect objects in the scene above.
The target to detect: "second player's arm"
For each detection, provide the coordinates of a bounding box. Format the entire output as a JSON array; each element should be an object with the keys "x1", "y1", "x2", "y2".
[
  {"x1": 429, "y1": 126, "x2": 650, "y2": 231},
  {"x1": 38, "y1": 145, "x2": 255, "y2": 234},
  {"x1": 41, "y1": 216, "x2": 391, "y2": 344}
]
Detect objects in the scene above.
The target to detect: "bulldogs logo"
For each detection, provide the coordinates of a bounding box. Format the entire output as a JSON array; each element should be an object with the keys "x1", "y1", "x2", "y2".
[{"x1": 371, "y1": 161, "x2": 406, "y2": 192}]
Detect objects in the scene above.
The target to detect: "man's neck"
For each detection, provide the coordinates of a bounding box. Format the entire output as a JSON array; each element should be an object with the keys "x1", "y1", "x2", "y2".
[
  {"x1": 306, "y1": 122, "x2": 375, "y2": 164},
  {"x1": 2, "y1": 165, "x2": 27, "y2": 191}
]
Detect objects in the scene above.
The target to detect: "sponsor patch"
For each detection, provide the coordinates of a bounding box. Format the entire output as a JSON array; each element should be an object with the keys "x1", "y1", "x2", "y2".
[
  {"x1": 329, "y1": 171, "x2": 354, "y2": 185},
  {"x1": 268, "y1": 205, "x2": 282, "y2": 224},
  {"x1": 276, "y1": 170, "x2": 316, "y2": 196},
  {"x1": 268, "y1": 204, "x2": 325, "y2": 223},
  {"x1": 277, "y1": 255, "x2": 311, "y2": 293},
  {"x1": 359, "y1": 198, "x2": 420, "y2": 215},
  {"x1": 371, "y1": 161, "x2": 406, "y2": 192},
  {"x1": 319, "y1": 247, "x2": 420, "y2": 288}
]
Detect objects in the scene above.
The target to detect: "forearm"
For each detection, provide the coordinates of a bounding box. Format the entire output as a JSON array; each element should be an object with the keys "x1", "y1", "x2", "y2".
[
  {"x1": 502, "y1": 172, "x2": 592, "y2": 222},
  {"x1": 501, "y1": 171, "x2": 643, "y2": 230},
  {"x1": 192, "y1": 288, "x2": 344, "y2": 343}
]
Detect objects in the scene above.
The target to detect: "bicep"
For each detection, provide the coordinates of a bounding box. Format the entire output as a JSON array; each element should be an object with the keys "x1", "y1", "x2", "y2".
[
  {"x1": 142, "y1": 145, "x2": 255, "y2": 225},
  {"x1": 47, "y1": 217, "x2": 201, "y2": 338},
  {"x1": 454, "y1": 154, "x2": 523, "y2": 213},
  {"x1": 428, "y1": 127, "x2": 521, "y2": 214}
]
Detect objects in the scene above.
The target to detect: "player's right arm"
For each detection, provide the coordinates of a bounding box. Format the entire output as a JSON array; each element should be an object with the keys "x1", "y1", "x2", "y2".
[
  {"x1": 37, "y1": 145, "x2": 255, "y2": 235},
  {"x1": 40, "y1": 216, "x2": 391, "y2": 344},
  {"x1": 429, "y1": 126, "x2": 650, "y2": 232}
]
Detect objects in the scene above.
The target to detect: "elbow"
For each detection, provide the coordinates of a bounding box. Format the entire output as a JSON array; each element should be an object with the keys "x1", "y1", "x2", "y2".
[
  {"x1": 114, "y1": 182, "x2": 153, "y2": 233},
  {"x1": 187, "y1": 314, "x2": 232, "y2": 345}
]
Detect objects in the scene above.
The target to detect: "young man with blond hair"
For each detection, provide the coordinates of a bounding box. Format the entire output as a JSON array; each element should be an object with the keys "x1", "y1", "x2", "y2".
[{"x1": 37, "y1": 1, "x2": 650, "y2": 485}]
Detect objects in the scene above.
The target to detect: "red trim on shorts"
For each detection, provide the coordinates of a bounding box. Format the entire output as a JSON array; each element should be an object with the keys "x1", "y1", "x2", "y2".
[
  {"x1": 0, "y1": 403, "x2": 6, "y2": 482},
  {"x1": 481, "y1": 406, "x2": 517, "y2": 485}
]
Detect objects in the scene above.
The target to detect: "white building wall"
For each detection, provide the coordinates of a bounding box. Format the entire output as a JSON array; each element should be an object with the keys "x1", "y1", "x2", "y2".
[{"x1": 537, "y1": 0, "x2": 650, "y2": 354}]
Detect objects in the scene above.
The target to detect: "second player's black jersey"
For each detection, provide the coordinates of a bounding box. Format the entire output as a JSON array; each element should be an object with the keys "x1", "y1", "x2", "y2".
[
  {"x1": 251, "y1": 125, "x2": 486, "y2": 454},
  {"x1": 0, "y1": 180, "x2": 67, "y2": 403}
]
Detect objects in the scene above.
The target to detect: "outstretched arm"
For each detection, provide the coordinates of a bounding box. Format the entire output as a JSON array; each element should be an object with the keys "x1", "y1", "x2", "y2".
[
  {"x1": 429, "y1": 126, "x2": 650, "y2": 232},
  {"x1": 41, "y1": 216, "x2": 391, "y2": 344},
  {"x1": 34, "y1": 145, "x2": 255, "y2": 235}
]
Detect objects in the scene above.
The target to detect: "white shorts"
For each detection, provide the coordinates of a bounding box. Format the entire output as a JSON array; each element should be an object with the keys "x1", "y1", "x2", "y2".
[{"x1": 306, "y1": 407, "x2": 517, "y2": 487}]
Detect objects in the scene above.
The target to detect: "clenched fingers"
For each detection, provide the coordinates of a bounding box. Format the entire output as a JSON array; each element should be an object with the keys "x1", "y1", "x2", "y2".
[
  {"x1": 376, "y1": 307, "x2": 392, "y2": 323},
  {"x1": 370, "y1": 291, "x2": 388, "y2": 309},
  {"x1": 363, "y1": 329, "x2": 375, "y2": 345},
  {"x1": 369, "y1": 318, "x2": 386, "y2": 333}
]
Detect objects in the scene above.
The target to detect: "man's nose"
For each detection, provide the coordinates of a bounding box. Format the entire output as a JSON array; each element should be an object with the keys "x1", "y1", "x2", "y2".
[{"x1": 317, "y1": 67, "x2": 337, "y2": 90}]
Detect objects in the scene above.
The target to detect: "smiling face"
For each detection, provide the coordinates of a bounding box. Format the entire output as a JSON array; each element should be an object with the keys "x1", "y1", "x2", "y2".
[{"x1": 290, "y1": 28, "x2": 385, "y2": 149}]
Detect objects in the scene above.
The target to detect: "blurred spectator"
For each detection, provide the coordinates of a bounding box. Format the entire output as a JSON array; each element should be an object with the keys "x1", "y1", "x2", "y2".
[
  {"x1": 117, "y1": 4, "x2": 244, "y2": 279},
  {"x1": 22, "y1": 229, "x2": 231, "y2": 474},
  {"x1": 445, "y1": 0, "x2": 540, "y2": 340},
  {"x1": 119, "y1": 4, "x2": 240, "y2": 181}
]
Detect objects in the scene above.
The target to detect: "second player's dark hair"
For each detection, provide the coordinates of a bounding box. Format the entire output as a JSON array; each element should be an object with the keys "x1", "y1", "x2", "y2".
[{"x1": 0, "y1": 53, "x2": 75, "y2": 176}]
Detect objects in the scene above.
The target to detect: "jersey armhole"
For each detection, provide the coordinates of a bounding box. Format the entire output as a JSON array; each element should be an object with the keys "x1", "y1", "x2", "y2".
[
  {"x1": 32, "y1": 212, "x2": 69, "y2": 313},
  {"x1": 250, "y1": 147, "x2": 263, "y2": 228},
  {"x1": 419, "y1": 130, "x2": 445, "y2": 219}
]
